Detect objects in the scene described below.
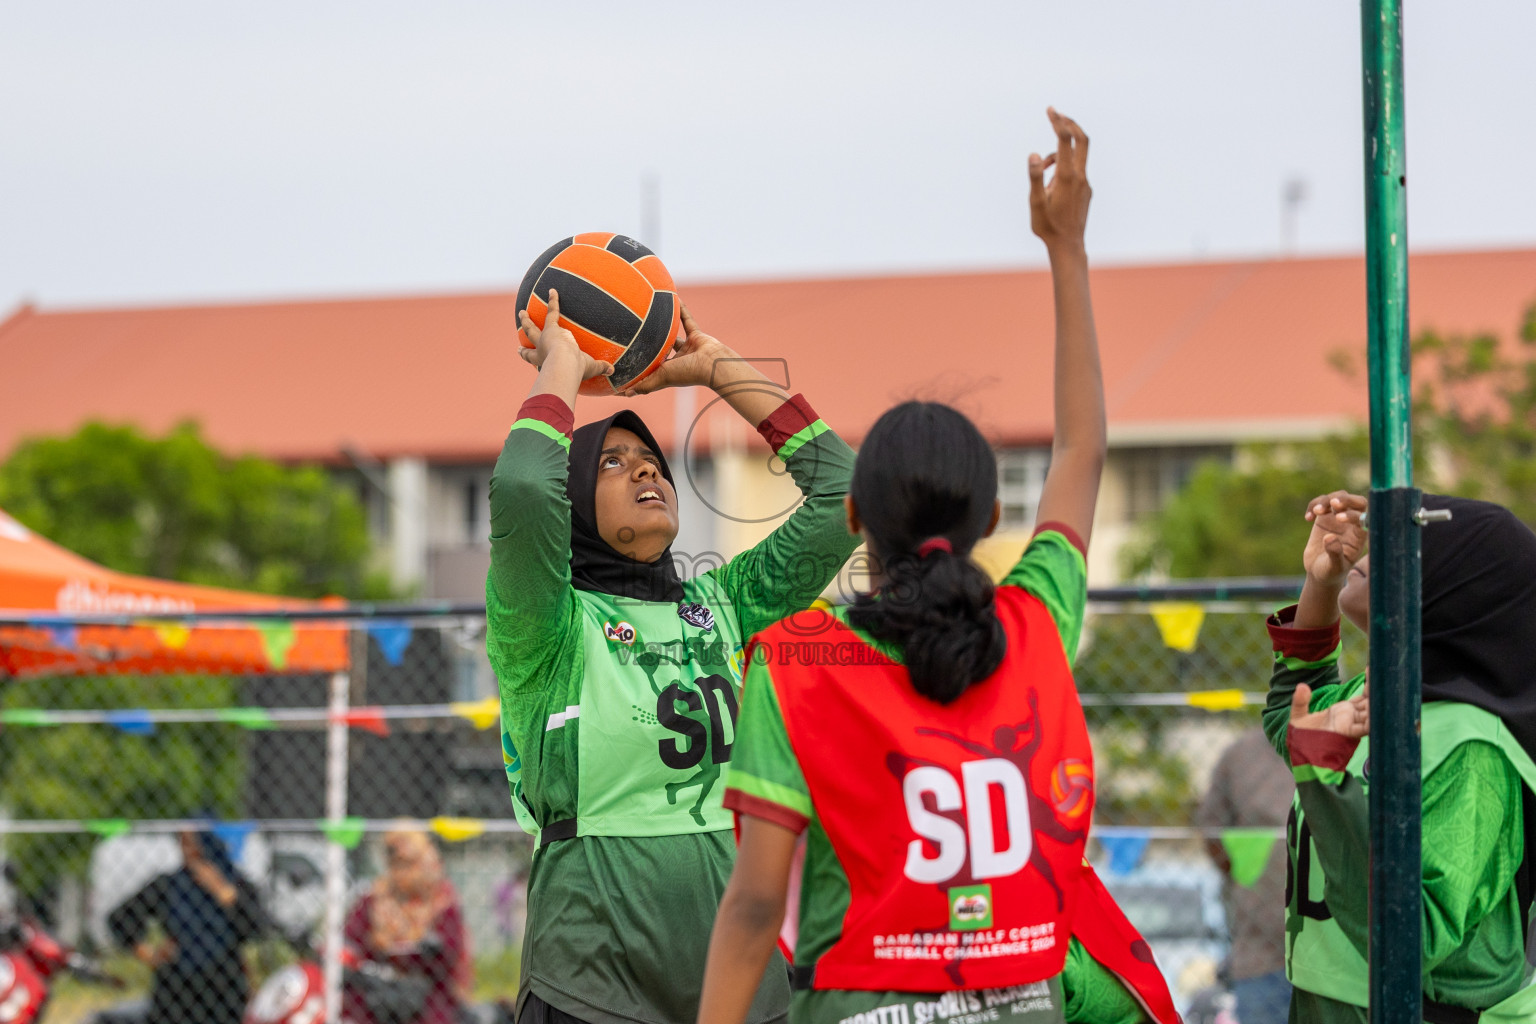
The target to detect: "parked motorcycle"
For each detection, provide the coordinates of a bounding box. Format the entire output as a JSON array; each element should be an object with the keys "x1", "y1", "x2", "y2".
[
  {"x1": 244, "y1": 934, "x2": 510, "y2": 1024},
  {"x1": 0, "y1": 915, "x2": 123, "y2": 1023}
]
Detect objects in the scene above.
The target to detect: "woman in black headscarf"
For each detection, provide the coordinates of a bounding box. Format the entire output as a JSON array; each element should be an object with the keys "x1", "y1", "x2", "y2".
[
  {"x1": 489, "y1": 294, "x2": 860, "y2": 1024},
  {"x1": 1264, "y1": 491, "x2": 1536, "y2": 1024},
  {"x1": 108, "y1": 827, "x2": 265, "y2": 1024}
]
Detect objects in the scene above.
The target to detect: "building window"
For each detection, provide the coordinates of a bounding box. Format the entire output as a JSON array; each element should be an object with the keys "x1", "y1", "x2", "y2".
[
  {"x1": 997, "y1": 450, "x2": 1050, "y2": 530},
  {"x1": 1121, "y1": 446, "x2": 1230, "y2": 521}
]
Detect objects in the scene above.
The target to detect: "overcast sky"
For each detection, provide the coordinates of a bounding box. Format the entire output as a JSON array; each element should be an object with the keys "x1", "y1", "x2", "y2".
[{"x1": 2, "y1": 0, "x2": 1533, "y2": 311}]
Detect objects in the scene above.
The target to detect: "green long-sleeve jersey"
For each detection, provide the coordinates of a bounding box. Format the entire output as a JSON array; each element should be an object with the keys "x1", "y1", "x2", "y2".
[
  {"x1": 1262, "y1": 607, "x2": 1536, "y2": 1024},
  {"x1": 486, "y1": 392, "x2": 858, "y2": 1024}
]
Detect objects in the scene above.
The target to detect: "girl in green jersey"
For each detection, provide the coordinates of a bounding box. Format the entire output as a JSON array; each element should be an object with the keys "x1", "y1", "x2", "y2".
[
  {"x1": 491, "y1": 293, "x2": 860, "y2": 1024},
  {"x1": 1268, "y1": 490, "x2": 1536, "y2": 1024}
]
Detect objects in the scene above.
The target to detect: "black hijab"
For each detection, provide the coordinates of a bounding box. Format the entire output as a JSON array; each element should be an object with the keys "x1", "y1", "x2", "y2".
[
  {"x1": 1417, "y1": 494, "x2": 1536, "y2": 929},
  {"x1": 566, "y1": 410, "x2": 684, "y2": 604},
  {"x1": 1417, "y1": 494, "x2": 1536, "y2": 759}
]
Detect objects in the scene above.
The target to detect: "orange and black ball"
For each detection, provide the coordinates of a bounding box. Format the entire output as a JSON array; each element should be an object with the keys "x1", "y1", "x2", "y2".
[{"x1": 516, "y1": 232, "x2": 681, "y2": 396}]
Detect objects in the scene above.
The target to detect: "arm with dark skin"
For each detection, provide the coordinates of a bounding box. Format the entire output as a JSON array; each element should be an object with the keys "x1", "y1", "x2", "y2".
[
  {"x1": 487, "y1": 288, "x2": 604, "y2": 680},
  {"x1": 618, "y1": 305, "x2": 792, "y2": 425},
  {"x1": 1029, "y1": 109, "x2": 1106, "y2": 548},
  {"x1": 636, "y1": 309, "x2": 858, "y2": 634},
  {"x1": 1263, "y1": 491, "x2": 1369, "y2": 757},
  {"x1": 697, "y1": 816, "x2": 799, "y2": 1024},
  {"x1": 1291, "y1": 490, "x2": 1369, "y2": 630}
]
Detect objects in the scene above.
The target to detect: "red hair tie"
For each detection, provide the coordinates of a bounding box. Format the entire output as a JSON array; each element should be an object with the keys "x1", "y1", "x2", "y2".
[{"x1": 916, "y1": 537, "x2": 953, "y2": 558}]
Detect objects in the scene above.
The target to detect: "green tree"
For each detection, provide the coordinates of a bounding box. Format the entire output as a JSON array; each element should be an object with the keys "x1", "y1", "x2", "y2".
[
  {"x1": 1121, "y1": 434, "x2": 1370, "y2": 579},
  {"x1": 0, "y1": 420, "x2": 389, "y2": 597},
  {"x1": 0, "y1": 675, "x2": 244, "y2": 896},
  {"x1": 0, "y1": 422, "x2": 391, "y2": 903},
  {"x1": 1124, "y1": 300, "x2": 1536, "y2": 578},
  {"x1": 1099, "y1": 303, "x2": 1536, "y2": 825}
]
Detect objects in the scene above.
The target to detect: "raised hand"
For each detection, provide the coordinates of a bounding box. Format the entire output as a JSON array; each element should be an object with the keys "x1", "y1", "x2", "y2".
[
  {"x1": 619, "y1": 305, "x2": 729, "y2": 396},
  {"x1": 1028, "y1": 108, "x2": 1091, "y2": 251},
  {"x1": 1290, "y1": 681, "x2": 1370, "y2": 739},
  {"x1": 1301, "y1": 491, "x2": 1368, "y2": 585},
  {"x1": 518, "y1": 289, "x2": 615, "y2": 382}
]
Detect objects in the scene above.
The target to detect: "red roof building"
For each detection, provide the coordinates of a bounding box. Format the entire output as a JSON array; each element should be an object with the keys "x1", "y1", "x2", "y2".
[{"x1": 5, "y1": 248, "x2": 1534, "y2": 592}]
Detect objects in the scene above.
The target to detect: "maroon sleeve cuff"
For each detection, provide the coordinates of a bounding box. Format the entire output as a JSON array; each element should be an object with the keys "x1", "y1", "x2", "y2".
[
  {"x1": 1287, "y1": 725, "x2": 1360, "y2": 771},
  {"x1": 516, "y1": 395, "x2": 574, "y2": 437},
  {"x1": 1033, "y1": 520, "x2": 1087, "y2": 556},
  {"x1": 757, "y1": 393, "x2": 819, "y2": 453},
  {"x1": 723, "y1": 788, "x2": 810, "y2": 835},
  {"x1": 1266, "y1": 605, "x2": 1341, "y2": 662}
]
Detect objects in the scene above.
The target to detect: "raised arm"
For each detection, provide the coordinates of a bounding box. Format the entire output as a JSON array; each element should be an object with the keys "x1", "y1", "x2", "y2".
[
  {"x1": 625, "y1": 307, "x2": 858, "y2": 635},
  {"x1": 486, "y1": 291, "x2": 613, "y2": 685},
  {"x1": 1262, "y1": 490, "x2": 1368, "y2": 755},
  {"x1": 1029, "y1": 109, "x2": 1106, "y2": 547}
]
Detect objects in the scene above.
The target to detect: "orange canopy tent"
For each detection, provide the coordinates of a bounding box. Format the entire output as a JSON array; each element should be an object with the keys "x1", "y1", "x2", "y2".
[{"x1": 0, "y1": 508, "x2": 349, "y2": 677}]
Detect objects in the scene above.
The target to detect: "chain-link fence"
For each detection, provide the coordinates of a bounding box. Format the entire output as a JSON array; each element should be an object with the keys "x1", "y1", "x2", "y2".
[
  {"x1": 0, "y1": 609, "x2": 523, "y2": 1024},
  {"x1": 0, "y1": 586, "x2": 1342, "y2": 1022}
]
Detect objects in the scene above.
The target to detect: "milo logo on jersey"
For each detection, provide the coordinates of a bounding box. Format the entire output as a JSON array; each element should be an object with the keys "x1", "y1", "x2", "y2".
[{"x1": 948, "y1": 884, "x2": 993, "y2": 930}]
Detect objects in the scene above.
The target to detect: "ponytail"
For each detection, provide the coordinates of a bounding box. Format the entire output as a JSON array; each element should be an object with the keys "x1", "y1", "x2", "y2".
[{"x1": 845, "y1": 402, "x2": 1007, "y2": 704}]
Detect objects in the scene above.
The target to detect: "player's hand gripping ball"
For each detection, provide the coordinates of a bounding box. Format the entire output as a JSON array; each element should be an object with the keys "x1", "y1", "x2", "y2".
[{"x1": 517, "y1": 232, "x2": 682, "y2": 396}]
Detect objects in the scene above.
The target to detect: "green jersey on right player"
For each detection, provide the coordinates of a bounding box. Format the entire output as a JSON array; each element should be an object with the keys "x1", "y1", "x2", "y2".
[{"x1": 1264, "y1": 491, "x2": 1536, "y2": 1024}]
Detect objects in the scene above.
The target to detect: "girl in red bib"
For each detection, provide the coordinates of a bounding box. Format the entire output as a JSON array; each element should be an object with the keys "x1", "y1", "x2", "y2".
[{"x1": 697, "y1": 110, "x2": 1180, "y2": 1024}]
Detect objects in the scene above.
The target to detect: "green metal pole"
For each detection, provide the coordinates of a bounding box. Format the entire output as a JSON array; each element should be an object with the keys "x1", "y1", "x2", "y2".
[{"x1": 1361, "y1": 3, "x2": 1421, "y2": 1023}]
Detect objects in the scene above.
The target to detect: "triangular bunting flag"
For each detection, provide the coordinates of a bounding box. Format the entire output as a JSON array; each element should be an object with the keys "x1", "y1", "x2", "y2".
[
  {"x1": 451, "y1": 698, "x2": 500, "y2": 731},
  {"x1": 1187, "y1": 689, "x2": 1248, "y2": 712},
  {"x1": 106, "y1": 710, "x2": 155, "y2": 735},
  {"x1": 1099, "y1": 832, "x2": 1151, "y2": 875},
  {"x1": 366, "y1": 621, "x2": 412, "y2": 667},
  {"x1": 85, "y1": 819, "x2": 132, "y2": 839},
  {"x1": 2, "y1": 709, "x2": 56, "y2": 726},
  {"x1": 255, "y1": 620, "x2": 297, "y2": 670},
  {"x1": 152, "y1": 623, "x2": 192, "y2": 650},
  {"x1": 42, "y1": 623, "x2": 78, "y2": 651},
  {"x1": 1221, "y1": 828, "x2": 1280, "y2": 887},
  {"x1": 1149, "y1": 602, "x2": 1205, "y2": 653},
  {"x1": 212, "y1": 821, "x2": 255, "y2": 861},
  {"x1": 319, "y1": 817, "x2": 366, "y2": 849},
  {"x1": 217, "y1": 707, "x2": 275, "y2": 730},
  {"x1": 337, "y1": 708, "x2": 389, "y2": 736},
  {"x1": 430, "y1": 817, "x2": 486, "y2": 842}
]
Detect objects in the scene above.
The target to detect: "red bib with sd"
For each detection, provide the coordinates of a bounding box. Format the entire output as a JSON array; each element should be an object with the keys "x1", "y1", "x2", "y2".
[
  {"x1": 757, "y1": 589, "x2": 1092, "y2": 992},
  {"x1": 753, "y1": 589, "x2": 1181, "y2": 1024}
]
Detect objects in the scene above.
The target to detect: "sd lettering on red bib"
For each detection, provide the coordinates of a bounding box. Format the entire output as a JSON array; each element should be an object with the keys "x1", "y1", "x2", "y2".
[{"x1": 754, "y1": 590, "x2": 1094, "y2": 993}]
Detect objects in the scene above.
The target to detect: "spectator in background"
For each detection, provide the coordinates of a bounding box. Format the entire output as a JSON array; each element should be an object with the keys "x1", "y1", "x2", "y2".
[
  {"x1": 344, "y1": 828, "x2": 472, "y2": 1024},
  {"x1": 1196, "y1": 726, "x2": 1294, "y2": 1024},
  {"x1": 108, "y1": 827, "x2": 265, "y2": 1024}
]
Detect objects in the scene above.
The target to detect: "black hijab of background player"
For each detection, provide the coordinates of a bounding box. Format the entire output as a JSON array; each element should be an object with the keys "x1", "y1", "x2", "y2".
[
  {"x1": 1417, "y1": 494, "x2": 1536, "y2": 926},
  {"x1": 565, "y1": 410, "x2": 685, "y2": 604},
  {"x1": 1418, "y1": 494, "x2": 1536, "y2": 758},
  {"x1": 847, "y1": 401, "x2": 1007, "y2": 704}
]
